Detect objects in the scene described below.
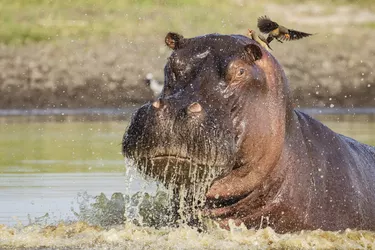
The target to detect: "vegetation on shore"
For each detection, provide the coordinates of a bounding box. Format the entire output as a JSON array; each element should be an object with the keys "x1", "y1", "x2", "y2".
[
  {"x1": 0, "y1": 0, "x2": 373, "y2": 45},
  {"x1": 0, "y1": 0, "x2": 374, "y2": 109}
]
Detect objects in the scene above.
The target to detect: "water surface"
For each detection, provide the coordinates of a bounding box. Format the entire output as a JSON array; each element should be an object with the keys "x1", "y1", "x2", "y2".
[{"x1": 0, "y1": 111, "x2": 375, "y2": 249}]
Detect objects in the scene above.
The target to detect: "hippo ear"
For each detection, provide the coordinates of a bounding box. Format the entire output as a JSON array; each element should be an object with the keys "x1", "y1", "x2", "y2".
[
  {"x1": 165, "y1": 32, "x2": 184, "y2": 50},
  {"x1": 244, "y1": 44, "x2": 263, "y2": 61}
]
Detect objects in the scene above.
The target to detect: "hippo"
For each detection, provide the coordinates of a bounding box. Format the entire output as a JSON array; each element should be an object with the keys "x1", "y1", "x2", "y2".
[{"x1": 122, "y1": 32, "x2": 375, "y2": 233}]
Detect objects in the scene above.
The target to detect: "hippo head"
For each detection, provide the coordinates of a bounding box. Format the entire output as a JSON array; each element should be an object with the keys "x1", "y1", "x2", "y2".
[{"x1": 123, "y1": 33, "x2": 292, "y2": 199}]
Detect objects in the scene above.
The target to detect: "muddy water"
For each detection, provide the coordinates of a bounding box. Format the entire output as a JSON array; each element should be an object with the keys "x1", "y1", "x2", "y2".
[{"x1": 1, "y1": 111, "x2": 375, "y2": 249}]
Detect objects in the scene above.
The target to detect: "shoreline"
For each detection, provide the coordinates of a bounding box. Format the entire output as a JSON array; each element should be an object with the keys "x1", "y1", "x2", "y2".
[
  {"x1": 1, "y1": 3, "x2": 374, "y2": 109},
  {"x1": 0, "y1": 107, "x2": 374, "y2": 118},
  {"x1": 1, "y1": 31, "x2": 374, "y2": 109}
]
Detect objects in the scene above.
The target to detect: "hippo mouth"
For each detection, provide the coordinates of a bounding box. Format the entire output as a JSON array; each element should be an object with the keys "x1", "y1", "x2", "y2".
[
  {"x1": 205, "y1": 191, "x2": 251, "y2": 209},
  {"x1": 132, "y1": 153, "x2": 230, "y2": 187},
  {"x1": 122, "y1": 94, "x2": 237, "y2": 187},
  {"x1": 150, "y1": 155, "x2": 203, "y2": 166}
]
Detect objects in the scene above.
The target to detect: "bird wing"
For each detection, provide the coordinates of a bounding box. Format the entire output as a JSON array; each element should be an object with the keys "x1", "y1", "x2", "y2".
[
  {"x1": 266, "y1": 36, "x2": 274, "y2": 44},
  {"x1": 281, "y1": 29, "x2": 313, "y2": 41},
  {"x1": 258, "y1": 35, "x2": 272, "y2": 50},
  {"x1": 257, "y1": 16, "x2": 279, "y2": 34}
]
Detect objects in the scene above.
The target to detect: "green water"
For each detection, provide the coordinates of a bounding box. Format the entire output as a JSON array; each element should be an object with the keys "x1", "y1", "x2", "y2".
[
  {"x1": 0, "y1": 113, "x2": 374, "y2": 227},
  {"x1": 0, "y1": 113, "x2": 375, "y2": 249},
  {"x1": 315, "y1": 114, "x2": 375, "y2": 146},
  {"x1": 1, "y1": 114, "x2": 374, "y2": 175},
  {"x1": 0, "y1": 116, "x2": 126, "y2": 174}
]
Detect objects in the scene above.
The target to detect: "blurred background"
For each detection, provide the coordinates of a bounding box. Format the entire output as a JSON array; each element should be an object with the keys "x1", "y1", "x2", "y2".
[
  {"x1": 0, "y1": 0, "x2": 374, "y2": 109},
  {"x1": 0, "y1": 0, "x2": 374, "y2": 232}
]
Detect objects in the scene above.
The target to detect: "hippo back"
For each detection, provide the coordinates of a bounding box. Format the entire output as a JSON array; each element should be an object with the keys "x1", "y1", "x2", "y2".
[{"x1": 294, "y1": 110, "x2": 375, "y2": 229}]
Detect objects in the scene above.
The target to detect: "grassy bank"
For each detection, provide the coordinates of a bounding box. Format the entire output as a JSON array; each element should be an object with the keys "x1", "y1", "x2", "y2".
[
  {"x1": 0, "y1": 0, "x2": 374, "y2": 109},
  {"x1": 0, "y1": 0, "x2": 257, "y2": 44},
  {"x1": 1, "y1": 0, "x2": 374, "y2": 45}
]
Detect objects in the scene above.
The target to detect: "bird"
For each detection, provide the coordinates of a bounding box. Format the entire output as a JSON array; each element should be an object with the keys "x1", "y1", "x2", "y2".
[
  {"x1": 145, "y1": 73, "x2": 163, "y2": 97},
  {"x1": 257, "y1": 16, "x2": 313, "y2": 44},
  {"x1": 248, "y1": 29, "x2": 272, "y2": 51}
]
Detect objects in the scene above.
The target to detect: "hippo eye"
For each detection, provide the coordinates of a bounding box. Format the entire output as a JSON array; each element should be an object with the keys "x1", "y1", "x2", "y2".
[{"x1": 237, "y1": 68, "x2": 245, "y2": 77}]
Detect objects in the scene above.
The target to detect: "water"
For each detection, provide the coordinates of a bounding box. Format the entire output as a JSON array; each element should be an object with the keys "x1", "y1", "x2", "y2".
[
  {"x1": 0, "y1": 173, "x2": 157, "y2": 227},
  {"x1": 0, "y1": 109, "x2": 375, "y2": 249}
]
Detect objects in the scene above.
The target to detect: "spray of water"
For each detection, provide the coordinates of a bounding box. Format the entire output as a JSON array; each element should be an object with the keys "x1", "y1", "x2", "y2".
[{"x1": 124, "y1": 154, "x2": 225, "y2": 229}]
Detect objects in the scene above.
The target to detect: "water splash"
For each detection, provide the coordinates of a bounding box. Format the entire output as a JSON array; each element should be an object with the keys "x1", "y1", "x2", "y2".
[
  {"x1": 2, "y1": 163, "x2": 375, "y2": 249},
  {"x1": 1, "y1": 220, "x2": 375, "y2": 249},
  {"x1": 126, "y1": 154, "x2": 225, "y2": 229}
]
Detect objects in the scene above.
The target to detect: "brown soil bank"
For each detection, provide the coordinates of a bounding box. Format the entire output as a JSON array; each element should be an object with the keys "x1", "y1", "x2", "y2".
[
  {"x1": 0, "y1": 31, "x2": 374, "y2": 109},
  {"x1": 0, "y1": 38, "x2": 158, "y2": 109},
  {"x1": 273, "y1": 31, "x2": 375, "y2": 108}
]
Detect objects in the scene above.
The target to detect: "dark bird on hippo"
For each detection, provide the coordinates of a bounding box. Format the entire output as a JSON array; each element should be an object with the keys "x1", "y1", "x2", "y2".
[{"x1": 257, "y1": 15, "x2": 313, "y2": 44}]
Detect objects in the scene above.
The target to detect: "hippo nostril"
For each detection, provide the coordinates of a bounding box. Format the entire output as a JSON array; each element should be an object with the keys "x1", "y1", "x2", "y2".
[
  {"x1": 187, "y1": 102, "x2": 203, "y2": 114},
  {"x1": 152, "y1": 99, "x2": 164, "y2": 109}
]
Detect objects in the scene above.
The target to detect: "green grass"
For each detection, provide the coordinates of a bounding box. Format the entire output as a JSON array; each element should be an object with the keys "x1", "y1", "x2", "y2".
[
  {"x1": 364, "y1": 21, "x2": 375, "y2": 29},
  {"x1": 0, "y1": 0, "x2": 373, "y2": 45},
  {"x1": 0, "y1": 0, "x2": 261, "y2": 45},
  {"x1": 273, "y1": 0, "x2": 374, "y2": 7}
]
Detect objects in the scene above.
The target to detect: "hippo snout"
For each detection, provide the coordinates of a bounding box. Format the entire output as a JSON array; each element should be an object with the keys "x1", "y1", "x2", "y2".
[
  {"x1": 150, "y1": 99, "x2": 206, "y2": 120},
  {"x1": 122, "y1": 98, "x2": 235, "y2": 187}
]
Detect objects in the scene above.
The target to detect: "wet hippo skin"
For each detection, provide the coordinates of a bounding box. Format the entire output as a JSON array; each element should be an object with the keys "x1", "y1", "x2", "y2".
[{"x1": 122, "y1": 32, "x2": 375, "y2": 233}]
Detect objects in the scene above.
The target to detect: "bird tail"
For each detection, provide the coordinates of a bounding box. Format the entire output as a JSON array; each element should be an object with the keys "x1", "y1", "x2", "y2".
[
  {"x1": 257, "y1": 16, "x2": 279, "y2": 34},
  {"x1": 286, "y1": 29, "x2": 313, "y2": 41}
]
